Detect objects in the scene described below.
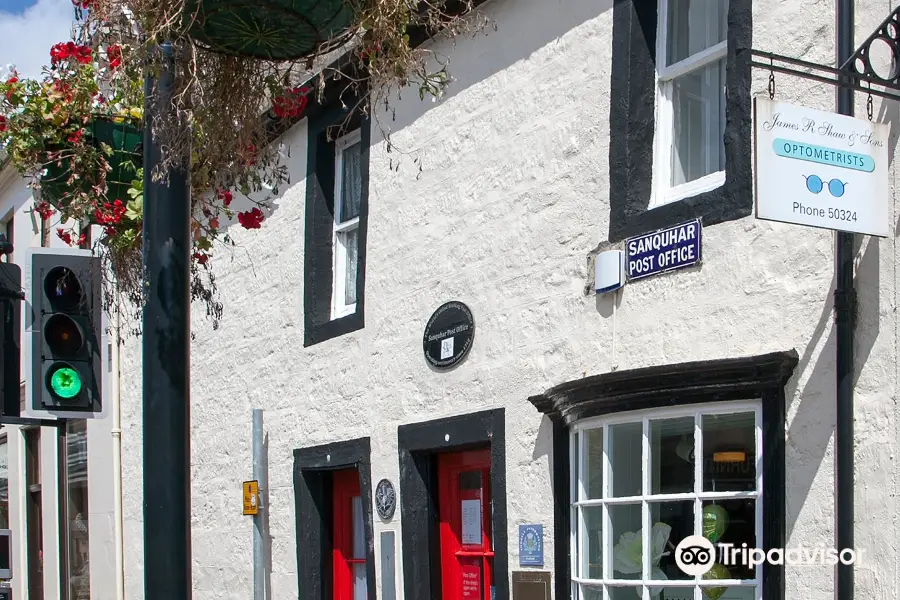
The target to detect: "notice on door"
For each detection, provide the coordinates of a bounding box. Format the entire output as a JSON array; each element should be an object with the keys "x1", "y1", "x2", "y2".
[
  {"x1": 461, "y1": 499, "x2": 482, "y2": 545},
  {"x1": 461, "y1": 563, "x2": 482, "y2": 600}
]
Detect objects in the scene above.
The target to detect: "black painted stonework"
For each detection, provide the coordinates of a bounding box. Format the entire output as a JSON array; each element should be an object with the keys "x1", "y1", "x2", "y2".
[
  {"x1": 607, "y1": 0, "x2": 753, "y2": 242},
  {"x1": 529, "y1": 351, "x2": 798, "y2": 600},
  {"x1": 397, "y1": 408, "x2": 508, "y2": 600},
  {"x1": 292, "y1": 438, "x2": 376, "y2": 600},
  {"x1": 303, "y1": 101, "x2": 371, "y2": 347}
]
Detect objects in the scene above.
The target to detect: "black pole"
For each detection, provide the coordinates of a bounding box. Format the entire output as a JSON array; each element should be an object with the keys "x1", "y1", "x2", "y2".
[
  {"x1": 835, "y1": 1, "x2": 855, "y2": 600},
  {"x1": 142, "y1": 41, "x2": 192, "y2": 600}
]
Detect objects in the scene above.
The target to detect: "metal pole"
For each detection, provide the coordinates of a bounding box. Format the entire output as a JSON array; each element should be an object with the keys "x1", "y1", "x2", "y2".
[
  {"x1": 835, "y1": 2, "x2": 855, "y2": 600},
  {"x1": 252, "y1": 409, "x2": 265, "y2": 600},
  {"x1": 142, "y1": 41, "x2": 192, "y2": 600}
]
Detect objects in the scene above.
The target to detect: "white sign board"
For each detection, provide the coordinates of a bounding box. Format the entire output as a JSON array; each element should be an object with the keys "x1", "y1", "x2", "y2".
[{"x1": 754, "y1": 96, "x2": 890, "y2": 237}]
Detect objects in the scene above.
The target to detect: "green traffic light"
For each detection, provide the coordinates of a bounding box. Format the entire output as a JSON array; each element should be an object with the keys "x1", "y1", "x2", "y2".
[{"x1": 49, "y1": 366, "x2": 82, "y2": 399}]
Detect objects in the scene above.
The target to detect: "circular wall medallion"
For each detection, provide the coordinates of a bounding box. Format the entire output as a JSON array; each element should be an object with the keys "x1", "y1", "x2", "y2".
[
  {"x1": 423, "y1": 301, "x2": 475, "y2": 369},
  {"x1": 375, "y1": 479, "x2": 396, "y2": 521}
]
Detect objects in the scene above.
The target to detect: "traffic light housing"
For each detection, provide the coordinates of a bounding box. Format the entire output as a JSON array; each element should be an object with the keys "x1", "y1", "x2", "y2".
[
  {"x1": 27, "y1": 248, "x2": 103, "y2": 417},
  {"x1": 0, "y1": 262, "x2": 22, "y2": 418}
]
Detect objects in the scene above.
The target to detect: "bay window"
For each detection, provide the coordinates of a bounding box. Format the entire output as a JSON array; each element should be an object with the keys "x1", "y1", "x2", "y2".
[
  {"x1": 571, "y1": 402, "x2": 762, "y2": 600},
  {"x1": 652, "y1": 0, "x2": 728, "y2": 206}
]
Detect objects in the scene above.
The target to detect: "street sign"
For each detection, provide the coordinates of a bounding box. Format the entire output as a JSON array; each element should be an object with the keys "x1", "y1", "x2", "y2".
[
  {"x1": 243, "y1": 480, "x2": 259, "y2": 515},
  {"x1": 754, "y1": 96, "x2": 890, "y2": 237},
  {"x1": 625, "y1": 219, "x2": 702, "y2": 282}
]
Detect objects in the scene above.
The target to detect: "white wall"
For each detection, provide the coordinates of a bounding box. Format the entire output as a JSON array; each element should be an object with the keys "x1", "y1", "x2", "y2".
[{"x1": 118, "y1": 1, "x2": 900, "y2": 600}]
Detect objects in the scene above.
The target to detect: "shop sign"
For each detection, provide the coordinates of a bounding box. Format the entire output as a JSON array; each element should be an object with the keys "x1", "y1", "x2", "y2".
[
  {"x1": 242, "y1": 480, "x2": 259, "y2": 515},
  {"x1": 518, "y1": 524, "x2": 544, "y2": 566},
  {"x1": 423, "y1": 301, "x2": 475, "y2": 369},
  {"x1": 625, "y1": 219, "x2": 702, "y2": 282},
  {"x1": 754, "y1": 96, "x2": 890, "y2": 237}
]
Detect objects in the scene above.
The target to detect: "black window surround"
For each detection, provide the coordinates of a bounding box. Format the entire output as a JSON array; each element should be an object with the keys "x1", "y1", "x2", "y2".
[
  {"x1": 397, "y1": 408, "x2": 508, "y2": 600},
  {"x1": 303, "y1": 101, "x2": 371, "y2": 347},
  {"x1": 607, "y1": 0, "x2": 753, "y2": 242},
  {"x1": 292, "y1": 437, "x2": 376, "y2": 600},
  {"x1": 528, "y1": 350, "x2": 799, "y2": 600}
]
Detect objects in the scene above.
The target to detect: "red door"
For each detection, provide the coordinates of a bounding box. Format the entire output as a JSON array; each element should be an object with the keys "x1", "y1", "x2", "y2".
[
  {"x1": 332, "y1": 469, "x2": 366, "y2": 600},
  {"x1": 438, "y1": 449, "x2": 493, "y2": 600}
]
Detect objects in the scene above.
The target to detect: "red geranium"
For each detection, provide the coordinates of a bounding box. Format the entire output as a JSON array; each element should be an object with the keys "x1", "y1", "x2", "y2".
[
  {"x1": 107, "y1": 45, "x2": 122, "y2": 70},
  {"x1": 237, "y1": 207, "x2": 264, "y2": 229},
  {"x1": 272, "y1": 87, "x2": 309, "y2": 119},
  {"x1": 0, "y1": 115, "x2": 6, "y2": 133},
  {"x1": 217, "y1": 188, "x2": 232, "y2": 207}
]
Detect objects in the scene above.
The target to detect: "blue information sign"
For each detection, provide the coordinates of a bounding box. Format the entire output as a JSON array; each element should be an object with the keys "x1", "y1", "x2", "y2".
[
  {"x1": 625, "y1": 219, "x2": 702, "y2": 281},
  {"x1": 518, "y1": 524, "x2": 544, "y2": 567}
]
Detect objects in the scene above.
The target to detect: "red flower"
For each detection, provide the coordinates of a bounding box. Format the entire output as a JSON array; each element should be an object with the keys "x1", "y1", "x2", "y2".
[
  {"x1": 67, "y1": 129, "x2": 84, "y2": 144},
  {"x1": 0, "y1": 116, "x2": 6, "y2": 133},
  {"x1": 192, "y1": 252, "x2": 209, "y2": 265},
  {"x1": 107, "y1": 45, "x2": 122, "y2": 69},
  {"x1": 71, "y1": 0, "x2": 91, "y2": 7},
  {"x1": 237, "y1": 207, "x2": 264, "y2": 229},
  {"x1": 74, "y1": 45, "x2": 92, "y2": 65},
  {"x1": 56, "y1": 228, "x2": 73, "y2": 246},
  {"x1": 4, "y1": 76, "x2": 18, "y2": 101},
  {"x1": 217, "y1": 189, "x2": 232, "y2": 207},
  {"x1": 35, "y1": 202, "x2": 55, "y2": 220},
  {"x1": 272, "y1": 86, "x2": 309, "y2": 119}
]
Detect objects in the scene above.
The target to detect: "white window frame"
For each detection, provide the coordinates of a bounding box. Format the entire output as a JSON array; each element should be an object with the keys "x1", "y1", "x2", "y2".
[
  {"x1": 331, "y1": 129, "x2": 362, "y2": 320},
  {"x1": 570, "y1": 401, "x2": 763, "y2": 600},
  {"x1": 651, "y1": 0, "x2": 728, "y2": 208}
]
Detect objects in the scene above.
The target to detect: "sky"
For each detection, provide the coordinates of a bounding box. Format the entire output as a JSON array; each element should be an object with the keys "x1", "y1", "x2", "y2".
[{"x1": 0, "y1": 0, "x2": 77, "y2": 79}]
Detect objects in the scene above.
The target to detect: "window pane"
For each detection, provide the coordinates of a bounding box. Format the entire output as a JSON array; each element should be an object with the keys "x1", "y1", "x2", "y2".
[
  {"x1": 653, "y1": 588, "x2": 694, "y2": 600},
  {"x1": 702, "y1": 499, "x2": 756, "y2": 581},
  {"x1": 353, "y1": 563, "x2": 367, "y2": 600},
  {"x1": 671, "y1": 58, "x2": 726, "y2": 187},
  {"x1": 340, "y1": 228, "x2": 359, "y2": 306},
  {"x1": 581, "y1": 585, "x2": 603, "y2": 600},
  {"x1": 608, "y1": 586, "x2": 642, "y2": 600},
  {"x1": 580, "y1": 506, "x2": 603, "y2": 580},
  {"x1": 340, "y1": 141, "x2": 362, "y2": 222},
  {"x1": 667, "y1": 0, "x2": 728, "y2": 65},
  {"x1": 649, "y1": 501, "x2": 693, "y2": 581},
  {"x1": 609, "y1": 423, "x2": 642, "y2": 498},
  {"x1": 650, "y1": 417, "x2": 694, "y2": 494},
  {"x1": 352, "y1": 495, "x2": 364, "y2": 559},
  {"x1": 0, "y1": 440, "x2": 7, "y2": 528},
  {"x1": 702, "y1": 412, "x2": 755, "y2": 492},
  {"x1": 698, "y1": 585, "x2": 755, "y2": 600},
  {"x1": 610, "y1": 504, "x2": 642, "y2": 580},
  {"x1": 66, "y1": 421, "x2": 90, "y2": 600},
  {"x1": 584, "y1": 428, "x2": 604, "y2": 499}
]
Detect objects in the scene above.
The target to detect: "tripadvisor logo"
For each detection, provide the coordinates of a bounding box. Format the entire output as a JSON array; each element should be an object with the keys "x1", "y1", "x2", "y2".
[{"x1": 674, "y1": 535, "x2": 865, "y2": 576}]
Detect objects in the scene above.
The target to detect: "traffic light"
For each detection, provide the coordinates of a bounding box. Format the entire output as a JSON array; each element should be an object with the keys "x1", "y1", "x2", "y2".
[
  {"x1": 27, "y1": 248, "x2": 102, "y2": 417},
  {"x1": 0, "y1": 262, "x2": 22, "y2": 418}
]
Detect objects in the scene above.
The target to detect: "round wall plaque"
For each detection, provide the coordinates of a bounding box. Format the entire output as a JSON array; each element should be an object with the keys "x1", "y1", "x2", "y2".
[
  {"x1": 375, "y1": 479, "x2": 396, "y2": 520},
  {"x1": 423, "y1": 301, "x2": 475, "y2": 369}
]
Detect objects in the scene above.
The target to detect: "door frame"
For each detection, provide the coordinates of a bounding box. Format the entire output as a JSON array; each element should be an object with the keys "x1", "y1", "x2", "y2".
[
  {"x1": 397, "y1": 408, "x2": 508, "y2": 600},
  {"x1": 293, "y1": 438, "x2": 376, "y2": 600}
]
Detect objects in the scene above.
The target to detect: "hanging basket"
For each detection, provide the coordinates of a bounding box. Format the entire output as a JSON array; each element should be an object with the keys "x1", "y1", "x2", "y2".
[
  {"x1": 40, "y1": 117, "x2": 143, "y2": 213},
  {"x1": 183, "y1": 0, "x2": 357, "y2": 60}
]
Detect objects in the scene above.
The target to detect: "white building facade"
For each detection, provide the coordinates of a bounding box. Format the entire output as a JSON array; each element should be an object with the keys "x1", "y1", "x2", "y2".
[
  {"x1": 2, "y1": 0, "x2": 900, "y2": 600},
  {"x1": 115, "y1": 0, "x2": 898, "y2": 599}
]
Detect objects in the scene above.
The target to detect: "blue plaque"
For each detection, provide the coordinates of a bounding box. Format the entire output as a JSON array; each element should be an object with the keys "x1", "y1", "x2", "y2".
[
  {"x1": 625, "y1": 219, "x2": 702, "y2": 281},
  {"x1": 519, "y1": 524, "x2": 544, "y2": 567}
]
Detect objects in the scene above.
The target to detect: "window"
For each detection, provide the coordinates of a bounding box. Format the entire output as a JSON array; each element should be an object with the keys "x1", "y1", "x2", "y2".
[
  {"x1": 1, "y1": 212, "x2": 12, "y2": 263},
  {"x1": 25, "y1": 428, "x2": 43, "y2": 600},
  {"x1": 0, "y1": 436, "x2": 8, "y2": 529},
  {"x1": 571, "y1": 402, "x2": 761, "y2": 600},
  {"x1": 65, "y1": 420, "x2": 90, "y2": 600},
  {"x1": 652, "y1": 0, "x2": 728, "y2": 207},
  {"x1": 332, "y1": 130, "x2": 363, "y2": 320}
]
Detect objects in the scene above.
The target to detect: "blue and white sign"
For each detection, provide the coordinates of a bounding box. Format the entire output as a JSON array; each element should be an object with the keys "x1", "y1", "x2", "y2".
[
  {"x1": 754, "y1": 97, "x2": 890, "y2": 237},
  {"x1": 518, "y1": 524, "x2": 544, "y2": 566},
  {"x1": 625, "y1": 219, "x2": 702, "y2": 281}
]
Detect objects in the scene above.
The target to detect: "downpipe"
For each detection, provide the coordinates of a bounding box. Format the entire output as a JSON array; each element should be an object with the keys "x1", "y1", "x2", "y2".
[{"x1": 835, "y1": 1, "x2": 855, "y2": 600}]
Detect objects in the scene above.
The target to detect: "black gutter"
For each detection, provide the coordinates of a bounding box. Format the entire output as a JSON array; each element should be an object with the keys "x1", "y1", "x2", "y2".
[{"x1": 835, "y1": 1, "x2": 855, "y2": 599}]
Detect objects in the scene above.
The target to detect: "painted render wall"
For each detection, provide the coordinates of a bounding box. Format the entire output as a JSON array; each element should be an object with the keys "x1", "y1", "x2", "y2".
[{"x1": 116, "y1": 0, "x2": 899, "y2": 600}]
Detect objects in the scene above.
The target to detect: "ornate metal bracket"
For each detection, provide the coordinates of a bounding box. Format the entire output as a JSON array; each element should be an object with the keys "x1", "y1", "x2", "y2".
[{"x1": 750, "y1": 4, "x2": 900, "y2": 102}]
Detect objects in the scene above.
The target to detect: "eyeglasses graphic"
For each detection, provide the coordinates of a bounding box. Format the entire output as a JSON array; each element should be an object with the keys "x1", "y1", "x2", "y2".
[{"x1": 803, "y1": 175, "x2": 848, "y2": 198}]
